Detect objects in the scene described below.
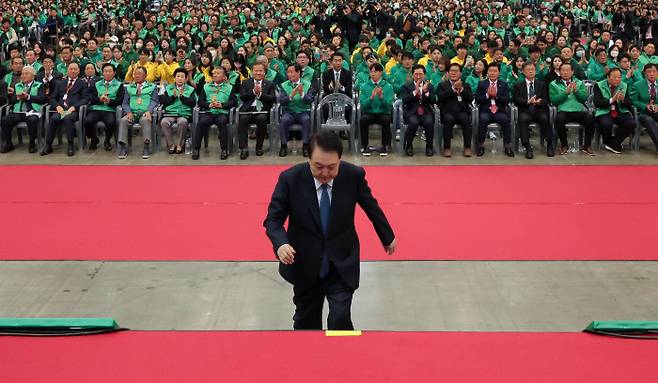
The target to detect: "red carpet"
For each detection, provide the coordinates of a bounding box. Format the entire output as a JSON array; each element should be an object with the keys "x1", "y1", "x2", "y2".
[
  {"x1": 0, "y1": 331, "x2": 654, "y2": 382},
  {"x1": 1, "y1": 165, "x2": 657, "y2": 261}
]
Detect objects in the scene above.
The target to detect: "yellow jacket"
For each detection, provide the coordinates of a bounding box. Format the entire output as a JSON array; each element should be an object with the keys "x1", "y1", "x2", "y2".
[
  {"x1": 157, "y1": 61, "x2": 180, "y2": 84},
  {"x1": 385, "y1": 57, "x2": 399, "y2": 75},
  {"x1": 125, "y1": 61, "x2": 159, "y2": 82}
]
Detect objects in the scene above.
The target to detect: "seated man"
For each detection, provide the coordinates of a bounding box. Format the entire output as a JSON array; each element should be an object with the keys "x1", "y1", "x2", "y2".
[
  {"x1": 549, "y1": 62, "x2": 595, "y2": 155},
  {"x1": 196, "y1": 67, "x2": 236, "y2": 160},
  {"x1": 631, "y1": 63, "x2": 658, "y2": 154},
  {"x1": 277, "y1": 63, "x2": 315, "y2": 157},
  {"x1": 238, "y1": 62, "x2": 276, "y2": 159},
  {"x1": 400, "y1": 64, "x2": 435, "y2": 156},
  {"x1": 0, "y1": 66, "x2": 47, "y2": 153},
  {"x1": 512, "y1": 62, "x2": 554, "y2": 158},
  {"x1": 475, "y1": 62, "x2": 514, "y2": 157},
  {"x1": 84, "y1": 63, "x2": 124, "y2": 151},
  {"x1": 436, "y1": 62, "x2": 474, "y2": 157},
  {"x1": 359, "y1": 63, "x2": 394, "y2": 156},
  {"x1": 592, "y1": 68, "x2": 636, "y2": 154},
  {"x1": 41, "y1": 62, "x2": 88, "y2": 156},
  {"x1": 118, "y1": 66, "x2": 159, "y2": 159},
  {"x1": 159, "y1": 68, "x2": 197, "y2": 154}
]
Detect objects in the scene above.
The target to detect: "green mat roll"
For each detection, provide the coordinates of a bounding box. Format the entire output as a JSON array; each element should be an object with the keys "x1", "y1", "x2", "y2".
[
  {"x1": 584, "y1": 321, "x2": 658, "y2": 339},
  {"x1": 0, "y1": 318, "x2": 124, "y2": 336}
]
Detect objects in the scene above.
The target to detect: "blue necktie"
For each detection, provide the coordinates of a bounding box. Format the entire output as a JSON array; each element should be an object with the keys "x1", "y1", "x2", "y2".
[{"x1": 319, "y1": 184, "x2": 330, "y2": 278}]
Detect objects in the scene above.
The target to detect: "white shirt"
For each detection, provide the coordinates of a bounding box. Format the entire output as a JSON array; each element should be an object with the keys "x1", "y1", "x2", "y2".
[{"x1": 314, "y1": 177, "x2": 333, "y2": 205}]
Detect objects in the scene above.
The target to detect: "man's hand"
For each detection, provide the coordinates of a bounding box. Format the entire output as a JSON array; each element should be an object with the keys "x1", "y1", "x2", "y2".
[
  {"x1": 296, "y1": 83, "x2": 304, "y2": 96},
  {"x1": 277, "y1": 244, "x2": 296, "y2": 264},
  {"x1": 454, "y1": 80, "x2": 463, "y2": 92},
  {"x1": 126, "y1": 112, "x2": 134, "y2": 122},
  {"x1": 56, "y1": 106, "x2": 65, "y2": 114},
  {"x1": 143, "y1": 111, "x2": 152, "y2": 121},
  {"x1": 384, "y1": 238, "x2": 397, "y2": 255},
  {"x1": 422, "y1": 82, "x2": 429, "y2": 94}
]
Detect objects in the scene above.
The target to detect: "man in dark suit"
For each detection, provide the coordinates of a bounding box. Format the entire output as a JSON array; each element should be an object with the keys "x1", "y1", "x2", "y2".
[
  {"x1": 35, "y1": 55, "x2": 62, "y2": 100},
  {"x1": 41, "y1": 62, "x2": 89, "y2": 156},
  {"x1": 512, "y1": 62, "x2": 554, "y2": 158},
  {"x1": 238, "y1": 62, "x2": 277, "y2": 158},
  {"x1": 264, "y1": 130, "x2": 396, "y2": 330},
  {"x1": 321, "y1": 52, "x2": 353, "y2": 97},
  {"x1": 436, "y1": 63, "x2": 474, "y2": 157},
  {"x1": 395, "y1": 3, "x2": 416, "y2": 41},
  {"x1": 475, "y1": 62, "x2": 514, "y2": 157},
  {"x1": 401, "y1": 64, "x2": 435, "y2": 156},
  {"x1": 592, "y1": 67, "x2": 636, "y2": 154}
]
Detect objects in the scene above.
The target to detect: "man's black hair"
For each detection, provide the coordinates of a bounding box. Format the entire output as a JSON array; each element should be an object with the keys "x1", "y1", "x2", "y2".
[{"x1": 309, "y1": 130, "x2": 343, "y2": 158}]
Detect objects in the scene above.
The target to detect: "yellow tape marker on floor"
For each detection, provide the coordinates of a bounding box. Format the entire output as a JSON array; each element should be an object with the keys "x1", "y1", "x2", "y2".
[{"x1": 325, "y1": 330, "x2": 362, "y2": 337}]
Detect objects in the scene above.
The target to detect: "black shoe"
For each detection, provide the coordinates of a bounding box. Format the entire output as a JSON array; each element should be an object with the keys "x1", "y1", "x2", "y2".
[
  {"x1": 104, "y1": 139, "x2": 113, "y2": 151},
  {"x1": 546, "y1": 143, "x2": 555, "y2": 157},
  {"x1": 279, "y1": 145, "x2": 288, "y2": 157},
  {"x1": 220, "y1": 149, "x2": 228, "y2": 160},
  {"x1": 0, "y1": 142, "x2": 13, "y2": 153},
  {"x1": 142, "y1": 143, "x2": 150, "y2": 159},
  {"x1": 362, "y1": 146, "x2": 371, "y2": 156},
  {"x1": 67, "y1": 143, "x2": 75, "y2": 156},
  {"x1": 379, "y1": 146, "x2": 388, "y2": 157},
  {"x1": 425, "y1": 145, "x2": 434, "y2": 157},
  {"x1": 240, "y1": 149, "x2": 249, "y2": 160},
  {"x1": 476, "y1": 146, "x2": 485, "y2": 157},
  {"x1": 525, "y1": 145, "x2": 534, "y2": 159},
  {"x1": 118, "y1": 143, "x2": 127, "y2": 159},
  {"x1": 255, "y1": 147, "x2": 264, "y2": 156},
  {"x1": 28, "y1": 142, "x2": 37, "y2": 153},
  {"x1": 504, "y1": 147, "x2": 515, "y2": 157},
  {"x1": 192, "y1": 149, "x2": 200, "y2": 160},
  {"x1": 89, "y1": 137, "x2": 99, "y2": 150},
  {"x1": 40, "y1": 144, "x2": 53, "y2": 156},
  {"x1": 405, "y1": 143, "x2": 414, "y2": 156},
  {"x1": 302, "y1": 144, "x2": 309, "y2": 158}
]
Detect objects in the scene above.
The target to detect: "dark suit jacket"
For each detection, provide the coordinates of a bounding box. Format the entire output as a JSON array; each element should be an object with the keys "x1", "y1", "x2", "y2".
[
  {"x1": 49, "y1": 77, "x2": 89, "y2": 110},
  {"x1": 400, "y1": 81, "x2": 435, "y2": 117},
  {"x1": 475, "y1": 79, "x2": 510, "y2": 111},
  {"x1": 512, "y1": 78, "x2": 549, "y2": 114},
  {"x1": 436, "y1": 79, "x2": 473, "y2": 115},
  {"x1": 35, "y1": 70, "x2": 63, "y2": 98},
  {"x1": 395, "y1": 13, "x2": 417, "y2": 36},
  {"x1": 239, "y1": 78, "x2": 277, "y2": 112},
  {"x1": 264, "y1": 162, "x2": 394, "y2": 290},
  {"x1": 322, "y1": 68, "x2": 353, "y2": 96}
]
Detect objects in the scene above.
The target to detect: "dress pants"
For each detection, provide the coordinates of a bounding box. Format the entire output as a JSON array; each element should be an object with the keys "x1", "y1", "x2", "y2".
[
  {"x1": 196, "y1": 113, "x2": 229, "y2": 150},
  {"x1": 292, "y1": 263, "x2": 355, "y2": 330},
  {"x1": 441, "y1": 111, "x2": 472, "y2": 149},
  {"x1": 84, "y1": 110, "x2": 116, "y2": 143},
  {"x1": 555, "y1": 111, "x2": 594, "y2": 147},
  {"x1": 118, "y1": 114, "x2": 152, "y2": 145},
  {"x1": 359, "y1": 113, "x2": 392, "y2": 147},
  {"x1": 518, "y1": 109, "x2": 552, "y2": 146},
  {"x1": 1, "y1": 113, "x2": 40, "y2": 146},
  {"x1": 238, "y1": 107, "x2": 269, "y2": 150},
  {"x1": 478, "y1": 109, "x2": 511, "y2": 145},
  {"x1": 45, "y1": 111, "x2": 78, "y2": 145},
  {"x1": 279, "y1": 111, "x2": 311, "y2": 144},
  {"x1": 160, "y1": 116, "x2": 190, "y2": 146},
  {"x1": 596, "y1": 113, "x2": 636, "y2": 148},
  {"x1": 404, "y1": 112, "x2": 434, "y2": 147},
  {"x1": 638, "y1": 113, "x2": 658, "y2": 152}
]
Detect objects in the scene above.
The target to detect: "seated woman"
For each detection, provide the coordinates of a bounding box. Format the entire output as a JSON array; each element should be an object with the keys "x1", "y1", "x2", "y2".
[{"x1": 159, "y1": 68, "x2": 197, "y2": 154}]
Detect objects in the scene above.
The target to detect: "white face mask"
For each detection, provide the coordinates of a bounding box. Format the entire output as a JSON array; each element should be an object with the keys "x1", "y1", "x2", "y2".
[
  {"x1": 209, "y1": 49, "x2": 217, "y2": 60},
  {"x1": 135, "y1": 42, "x2": 143, "y2": 49}
]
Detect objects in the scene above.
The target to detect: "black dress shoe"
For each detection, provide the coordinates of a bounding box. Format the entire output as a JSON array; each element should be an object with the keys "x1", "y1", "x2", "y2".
[
  {"x1": 67, "y1": 143, "x2": 75, "y2": 156},
  {"x1": 504, "y1": 147, "x2": 515, "y2": 157},
  {"x1": 220, "y1": 150, "x2": 228, "y2": 160},
  {"x1": 255, "y1": 147, "x2": 264, "y2": 156},
  {"x1": 546, "y1": 144, "x2": 555, "y2": 157},
  {"x1": 425, "y1": 146, "x2": 434, "y2": 157},
  {"x1": 279, "y1": 145, "x2": 288, "y2": 157},
  {"x1": 89, "y1": 137, "x2": 99, "y2": 150},
  {"x1": 405, "y1": 143, "x2": 414, "y2": 156},
  {"x1": 192, "y1": 149, "x2": 200, "y2": 160},
  {"x1": 0, "y1": 142, "x2": 13, "y2": 153},
  {"x1": 525, "y1": 145, "x2": 534, "y2": 159},
  {"x1": 302, "y1": 144, "x2": 309, "y2": 157},
  {"x1": 104, "y1": 140, "x2": 113, "y2": 151},
  {"x1": 240, "y1": 149, "x2": 249, "y2": 160},
  {"x1": 476, "y1": 146, "x2": 485, "y2": 157},
  {"x1": 28, "y1": 142, "x2": 37, "y2": 153}
]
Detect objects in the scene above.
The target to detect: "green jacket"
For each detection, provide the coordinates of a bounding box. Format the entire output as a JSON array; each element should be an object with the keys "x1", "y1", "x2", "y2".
[
  {"x1": 90, "y1": 78, "x2": 123, "y2": 112},
  {"x1": 586, "y1": 60, "x2": 617, "y2": 82},
  {"x1": 202, "y1": 82, "x2": 233, "y2": 115},
  {"x1": 594, "y1": 80, "x2": 629, "y2": 117},
  {"x1": 390, "y1": 67, "x2": 412, "y2": 95},
  {"x1": 549, "y1": 79, "x2": 589, "y2": 113},
  {"x1": 359, "y1": 79, "x2": 395, "y2": 115},
  {"x1": 631, "y1": 78, "x2": 658, "y2": 114},
  {"x1": 280, "y1": 80, "x2": 313, "y2": 113},
  {"x1": 162, "y1": 83, "x2": 196, "y2": 117},
  {"x1": 125, "y1": 81, "x2": 157, "y2": 115},
  {"x1": 12, "y1": 82, "x2": 44, "y2": 113}
]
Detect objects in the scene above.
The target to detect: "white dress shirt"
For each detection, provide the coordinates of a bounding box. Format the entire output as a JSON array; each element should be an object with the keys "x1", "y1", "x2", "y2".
[{"x1": 314, "y1": 177, "x2": 333, "y2": 205}]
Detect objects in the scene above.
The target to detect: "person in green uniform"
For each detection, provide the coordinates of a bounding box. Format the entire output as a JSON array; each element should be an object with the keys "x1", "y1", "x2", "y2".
[
  {"x1": 359, "y1": 63, "x2": 395, "y2": 156},
  {"x1": 592, "y1": 68, "x2": 636, "y2": 154},
  {"x1": 83, "y1": 63, "x2": 124, "y2": 151},
  {"x1": 159, "y1": 67, "x2": 198, "y2": 154},
  {"x1": 390, "y1": 51, "x2": 414, "y2": 95},
  {"x1": 276, "y1": 63, "x2": 316, "y2": 157},
  {"x1": 195, "y1": 66, "x2": 236, "y2": 160},
  {"x1": 117, "y1": 66, "x2": 159, "y2": 160},
  {"x1": 631, "y1": 63, "x2": 658, "y2": 154},
  {"x1": 587, "y1": 49, "x2": 613, "y2": 82}
]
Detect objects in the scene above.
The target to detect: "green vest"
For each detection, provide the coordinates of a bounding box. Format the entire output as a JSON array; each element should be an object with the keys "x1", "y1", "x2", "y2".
[
  {"x1": 281, "y1": 80, "x2": 311, "y2": 113},
  {"x1": 594, "y1": 80, "x2": 629, "y2": 117},
  {"x1": 549, "y1": 79, "x2": 589, "y2": 113},
  {"x1": 203, "y1": 82, "x2": 232, "y2": 115},
  {"x1": 12, "y1": 82, "x2": 43, "y2": 113},
  {"x1": 125, "y1": 82, "x2": 157, "y2": 115},
  {"x1": 91, "y1": 79, "x2": 122, "y2": 112},
  {"x1": 359, "y1": 80, "x2": 395, "y2": 115},
  {"x1": 164, "y1": 84, "x2": 196, "y2": 117}
]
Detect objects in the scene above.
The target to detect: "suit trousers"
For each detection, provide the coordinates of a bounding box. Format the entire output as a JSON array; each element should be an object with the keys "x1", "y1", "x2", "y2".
[
  {"x1": 518, "y1": 109, "x2": 552, "y2": 146},
  {"x1": 359, "y1": 113, "x2": 392, "y2": 147},
  {"x1": 196, "y1": 113, "x2": 229, "y2": 150},
  {"x1": 1, "y1": 113, "x2": 40, "y2": 145},
  {"x1": 596, "y1": 113, "x2": 636, "y2": 148},
  {"x1": 638, "y1": 113, "x2": 658, "y2": 152},
  {"x1": 84, "y1": 110, "x2": 116, "y2": 142},
  {"x1": 45, "y1": 111, "x2": 78, "y2": 145},
  {"x1": 405, "y1": 112, "x2": 434, "y2": 148},
  {"x1": 160, "y1": 116, "x2": 190, "y2": 146},
  {"x1": 118, "y1": 114, "x2": 152, "y2": 145},
  {"x1": 279, "y1": 111, "x2": 311, "y2": 145},
  {"x1": 441, "y1": 111, "x2": 472, "y2": 149},
  {"x1": 478, "y1": 109, "x2": 512, "y2": 145},
  {"x1": 238, "y1": 108, "x2": 269, "y2": 149},
  {"x1": 555, "y1": 111, "x2": 594, "y2": 148},
  {"x1": 292, "y1": 263, "x2": 355, "y2": 330}
]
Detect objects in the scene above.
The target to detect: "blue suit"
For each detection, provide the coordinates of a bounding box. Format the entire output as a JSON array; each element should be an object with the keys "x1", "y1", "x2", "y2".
[{"x1": 475, "y1": 78, "x2": 512, "y2": 145}]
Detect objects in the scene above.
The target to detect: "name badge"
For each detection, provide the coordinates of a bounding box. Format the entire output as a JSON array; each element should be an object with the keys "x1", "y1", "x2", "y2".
[{"x1": 62, "y1": 94, "x2": 68, "y2": 101}]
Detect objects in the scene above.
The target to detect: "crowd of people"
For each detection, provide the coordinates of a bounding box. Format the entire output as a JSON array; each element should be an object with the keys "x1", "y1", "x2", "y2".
[{"x1": 1, "y1": 0, "x2": 658, "y2": 160}]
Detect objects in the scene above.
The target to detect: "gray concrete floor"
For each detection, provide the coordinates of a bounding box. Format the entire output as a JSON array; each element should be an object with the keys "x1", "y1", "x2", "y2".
[{"x1": 1, "y1": 261, "x2": 656, "y2": 332}]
